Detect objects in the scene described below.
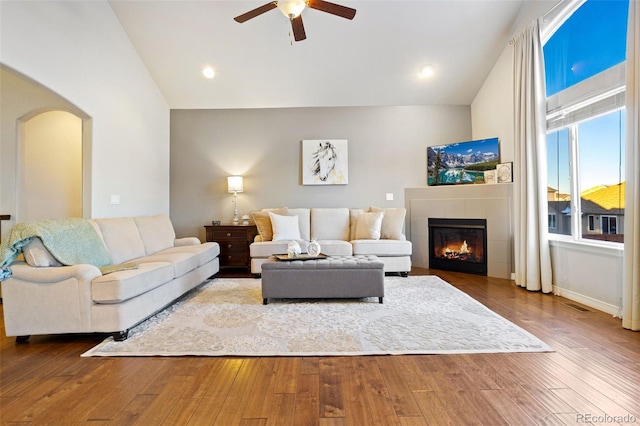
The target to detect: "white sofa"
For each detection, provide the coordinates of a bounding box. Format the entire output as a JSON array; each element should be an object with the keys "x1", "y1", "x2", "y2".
[
  {"x1": 2, "y1": 215, "x2": 219, "y2": 342},
  {"x1": 249, "y1": 207, "x2": 412, "y2": 276}
]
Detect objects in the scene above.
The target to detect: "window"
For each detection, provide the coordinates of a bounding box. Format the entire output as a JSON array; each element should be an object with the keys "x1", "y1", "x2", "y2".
[
  {"x1": 549, "y1": 213, "x2": 557, "y2": 229},
  {"x1": 544, "y1": 0, "x2": 628, "y2": 245}
]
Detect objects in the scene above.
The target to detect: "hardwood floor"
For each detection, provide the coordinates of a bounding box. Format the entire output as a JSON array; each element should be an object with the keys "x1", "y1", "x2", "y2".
[{"x1": 1, "y1": 268, "x2": 639, "y2": 425}]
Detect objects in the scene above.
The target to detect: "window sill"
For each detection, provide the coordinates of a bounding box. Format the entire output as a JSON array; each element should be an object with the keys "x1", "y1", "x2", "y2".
[{"x1": 549, "y1": 235, "x2": 624, "y2": 257}]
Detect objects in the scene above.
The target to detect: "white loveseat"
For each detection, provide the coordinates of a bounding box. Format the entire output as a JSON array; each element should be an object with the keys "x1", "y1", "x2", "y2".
[
  {"x1": 2, "y1": 215, "x2": 219, "y2": 342},
  {"x1": 249, "y1": 207, "x2": 412, "y2": 276}
]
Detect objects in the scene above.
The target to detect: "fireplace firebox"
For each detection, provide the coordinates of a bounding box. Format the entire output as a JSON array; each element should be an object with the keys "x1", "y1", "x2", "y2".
[{"x1": 428, "y1": 218, "x2": 487, "y2": 275}]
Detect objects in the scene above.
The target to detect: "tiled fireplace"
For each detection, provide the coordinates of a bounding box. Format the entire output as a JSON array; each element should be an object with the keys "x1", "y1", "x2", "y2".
[
  {"x1": 405, "y1": 183, "x2": 512, "y2": 279},
  {"x1": 428, "y1": 218, "x2": 487, "y2": 275}
]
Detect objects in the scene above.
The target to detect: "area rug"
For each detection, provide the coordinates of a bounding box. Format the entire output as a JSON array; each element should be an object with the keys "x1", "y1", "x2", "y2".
[{"x1": 82, "y1": 276, "x2": 552, "y2": 357}]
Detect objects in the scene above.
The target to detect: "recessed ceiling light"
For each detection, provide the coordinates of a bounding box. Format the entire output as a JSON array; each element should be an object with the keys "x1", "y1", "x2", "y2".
[
  {"x1": 419, "y1": 65, "x2": 434, "y2": 79},
  {"x1": 202, "y1": 66, "x2": 215, "y2": 79}
]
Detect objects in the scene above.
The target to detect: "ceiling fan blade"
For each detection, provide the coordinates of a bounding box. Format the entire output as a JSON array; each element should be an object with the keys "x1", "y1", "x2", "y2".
[
  {"x1": 234, "y1": 2, "x2": 277, "y2": 23},
  {"x1": 307, "y1": 0, "x2": 356, "y2": 20},
  {"x1": 291, "y1": 15, "x2": 307, "y2": 41}
]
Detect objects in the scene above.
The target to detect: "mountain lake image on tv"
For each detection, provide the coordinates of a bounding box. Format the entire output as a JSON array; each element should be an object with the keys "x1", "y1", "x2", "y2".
[{"x1": 427, "y1": 137, "x2": 499, "y2": 185}]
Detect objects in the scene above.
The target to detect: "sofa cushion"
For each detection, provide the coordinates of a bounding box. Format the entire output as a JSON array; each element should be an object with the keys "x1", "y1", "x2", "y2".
[
  {"x1": 138, "y1": 251, "x2": 199, "y2": 278},
  {"x1": 158, "y1": 242, "x2": 220, "y2": 266},
  {"x1": 369, "y1": 207, "x2": 407, "y2": 240},
  {"x1": 134, "y1": 215, "x2": 176, "y2": 255},
  {"x1": 22, "y1": 238, "x2": 63, "y2": 267},
  {"x1": 311, "y1": 208, "x2": 350, "y2": 241},
  {"x1": 94, "y1": 217, "x2": 146, "y2": 264},
  {"x1": 269, "y1": 212, "x2": 301, "y2": 241},
  {"x1": 355, "y1": 211, "x2": 384, "y2": 240},
  {"x1": 288, "y1": 208, "x2": 310, "y2": 241},
  {"x1": 252, "y1": 208, "x2": 288, "y2": 241},
  {"x1": 349, "y1": 208, "x2": 366, "y2": 241},
  {"x1": 92, "y1": 261, "x2": 174, "y2": 303},
  {"x1": 315, "y1": 240, "x2": 353, "y2": 256},
  {"x1": 351, "y1": 239, "x2": 413, "y2": 256},
  {"x1": 250, "y1": 240, "x2": 310, "y2": 258}
]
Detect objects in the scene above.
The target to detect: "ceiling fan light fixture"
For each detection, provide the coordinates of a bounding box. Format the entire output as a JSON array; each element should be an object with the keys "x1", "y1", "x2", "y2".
[{"x1": 277, "y1": 0, "x2": 306, "y2": 19}]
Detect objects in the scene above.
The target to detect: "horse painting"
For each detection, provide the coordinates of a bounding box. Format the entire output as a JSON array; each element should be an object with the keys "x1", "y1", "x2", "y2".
[
  {"x1": 311, "y1": 141, "x2": 338, "y2": 182},
  {"x1": 302, "y1": 139, "x2": 348, "y2": 185}
]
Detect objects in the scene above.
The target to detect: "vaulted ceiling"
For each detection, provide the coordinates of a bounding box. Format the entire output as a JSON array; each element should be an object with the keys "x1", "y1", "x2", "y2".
[{"x1": 109, "y1": 0, "x2": 534, "y2": 109}]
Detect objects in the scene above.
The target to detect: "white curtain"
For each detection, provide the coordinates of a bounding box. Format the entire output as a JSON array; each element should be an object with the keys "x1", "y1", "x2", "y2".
[
  {"x1": 623, "y1": 0, "x2": 640, "y2": 331},
  {"x1": 512, "y1": 19, "x2": 553, "y2": 293}
]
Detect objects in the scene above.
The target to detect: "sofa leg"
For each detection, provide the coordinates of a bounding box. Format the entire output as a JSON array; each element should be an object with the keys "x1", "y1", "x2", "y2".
[
  {"x1": 112, "y1": 330, "x2": 129, "y2": 341},
  {"x1": 400, "y1": 272, "x2": 409, "y2": 278},
  {"x1": 15, "y1": 335, "x2": 30, "y2": 344},
  {"x1": 378, "y1": 297, "x2": 383, "y2": 304},
  {"x1": 263, "y1": 298, "x2": 268, "y2": 305}
]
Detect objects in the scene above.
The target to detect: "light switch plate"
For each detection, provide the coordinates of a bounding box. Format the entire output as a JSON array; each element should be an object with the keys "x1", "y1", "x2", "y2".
[
  {"x1": 110, "y1": 194, "x2": 121, "y2": 205},
  {"x1": 386, "y1": 193, "x2": 394, "y2": 201}
]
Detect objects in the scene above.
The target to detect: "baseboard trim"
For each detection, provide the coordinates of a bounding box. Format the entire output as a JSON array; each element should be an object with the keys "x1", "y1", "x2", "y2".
[{"x1": 553, "y1": 285, "x2": 621, "y2": 317}]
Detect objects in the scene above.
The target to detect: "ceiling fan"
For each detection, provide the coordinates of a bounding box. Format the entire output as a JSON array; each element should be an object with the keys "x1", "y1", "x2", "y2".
[{"x1": 234, "y1": 0, "x2": 356, "y2": 42}]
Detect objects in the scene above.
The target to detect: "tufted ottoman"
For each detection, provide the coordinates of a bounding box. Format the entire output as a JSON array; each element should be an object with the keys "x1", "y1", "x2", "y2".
[{"x1": 260, "y1": 255, "x2": 385, "y2": 305}]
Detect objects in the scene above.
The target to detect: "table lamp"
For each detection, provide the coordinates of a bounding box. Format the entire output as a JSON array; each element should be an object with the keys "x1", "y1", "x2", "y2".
[{"x1": 227, "y1": 176, "x2": 244, "y2": 224}]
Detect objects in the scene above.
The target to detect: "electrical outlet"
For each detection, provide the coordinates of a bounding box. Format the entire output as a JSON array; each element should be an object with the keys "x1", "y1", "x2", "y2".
[
  {"x1": 110, "y1": 194, "x2": 121, "y2": 205},
  {"x1": 386, "y1": 193, "x2": 394, "y2": 201}
]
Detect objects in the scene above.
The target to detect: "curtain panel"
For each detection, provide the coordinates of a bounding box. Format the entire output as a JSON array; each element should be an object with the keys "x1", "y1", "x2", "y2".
[
  {"x1": 623, "y1": 0, "x2": 640, "y2": 331},
  {"x1": 512, "y1": 19, "x2": 553, "y2": 293}
]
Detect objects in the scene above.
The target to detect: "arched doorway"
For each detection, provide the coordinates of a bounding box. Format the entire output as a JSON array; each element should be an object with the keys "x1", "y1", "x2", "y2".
[{"x1": 18, "y1": 110, "x2": 83, "y2": 221}]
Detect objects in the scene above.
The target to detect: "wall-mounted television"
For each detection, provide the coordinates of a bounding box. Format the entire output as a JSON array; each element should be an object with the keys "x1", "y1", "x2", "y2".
[{"x1": 427, "y1": 137, "x2": 499, "y2": 186}]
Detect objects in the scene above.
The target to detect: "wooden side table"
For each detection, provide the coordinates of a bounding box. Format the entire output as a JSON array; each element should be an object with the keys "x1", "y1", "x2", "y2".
[{"x1": 205, "y1": 223, "x2": 258, "y2": 271}]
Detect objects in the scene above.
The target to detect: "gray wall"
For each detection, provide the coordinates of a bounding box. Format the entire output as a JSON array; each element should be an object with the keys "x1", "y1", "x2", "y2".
[{"x1": 170, "y1": 106, "x2": 471, "y2": 240}]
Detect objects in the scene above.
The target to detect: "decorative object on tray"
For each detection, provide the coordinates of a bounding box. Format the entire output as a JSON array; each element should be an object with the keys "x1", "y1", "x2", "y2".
[
  {"x1": 497, "y1": 162, "x2": 513, "y2": 183},
  {"x1": 286, "y1": 240, "x2": 301, "y2": 258},
  {"x1": 241, "y1": 215, "x2": 250, "y2": 225},
  {"x1": 302, "y1": 139, "x2": 349, "y2": 185},
  {"x1": 307, "y1": 239, "x2": 321, "y2": 257},
  {"x1": 275, "y1": 253, "x2": 327, "y2": 261}
]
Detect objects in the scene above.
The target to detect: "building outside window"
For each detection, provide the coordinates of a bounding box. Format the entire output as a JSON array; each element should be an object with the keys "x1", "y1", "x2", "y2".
[{"x1": 544, "y1": 0, "x2": 628, "y2": 245}]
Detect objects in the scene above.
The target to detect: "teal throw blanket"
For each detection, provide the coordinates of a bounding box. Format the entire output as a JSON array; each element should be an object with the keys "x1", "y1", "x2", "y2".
[{"x1": 0, "y1": 218, "x2": 112, "y2": 280}]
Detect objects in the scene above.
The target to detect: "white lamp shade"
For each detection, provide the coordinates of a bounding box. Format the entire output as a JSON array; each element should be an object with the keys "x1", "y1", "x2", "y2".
[{"x1": 227, "y1": 176, "x2": 244, "y2": 193}]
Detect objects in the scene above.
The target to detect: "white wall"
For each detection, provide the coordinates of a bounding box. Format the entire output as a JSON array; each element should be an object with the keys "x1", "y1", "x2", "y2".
[
  {"x1": 170, "y1": 106, "x2": 472, "y2": 239},
  {"x1": 0, "y1": 1, "x2": 170, "y2": 220},
  {"x1": 21, "y1": 111, "x2": 83, "y2": 221},
  {"x1": 469, "y1": 0, "x2": 624, "y2": 315}
]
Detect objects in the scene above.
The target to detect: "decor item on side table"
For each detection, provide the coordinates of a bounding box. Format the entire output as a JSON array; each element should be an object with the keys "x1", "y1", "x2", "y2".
[
  {"x1": 227, "y1": 175, "x2": 244, "y2": 224},
  {"x1": 205, "y1": 223, "x2": 257, "y2": 271}
]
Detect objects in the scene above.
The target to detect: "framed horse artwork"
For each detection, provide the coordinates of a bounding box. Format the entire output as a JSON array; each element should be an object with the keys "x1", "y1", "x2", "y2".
[{"x1": 302, "y1": 139, "x2": 349, "y2": 185}]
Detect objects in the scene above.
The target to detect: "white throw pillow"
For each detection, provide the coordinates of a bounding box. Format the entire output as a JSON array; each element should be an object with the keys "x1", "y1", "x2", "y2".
[
  {"x1": 269, "y1": 212, "x2": 301, "y2": 241},
  {"x1": 252, "y1": 208, "x2": 288, "y2": 241},
  {"x1": 369, "y1": 207, "x2": 407, "y2": 240},
  {"x1": 355, "y1": 212, "x2": 384, "y2": 240}
]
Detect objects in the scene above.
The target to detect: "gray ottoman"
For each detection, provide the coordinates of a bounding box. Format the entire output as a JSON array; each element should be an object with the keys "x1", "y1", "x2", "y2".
[{"x1": 261, "y1": 255, "x2": 385, "y2": 305}]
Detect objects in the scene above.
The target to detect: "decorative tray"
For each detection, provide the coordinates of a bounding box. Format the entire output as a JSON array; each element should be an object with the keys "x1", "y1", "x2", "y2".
[{"x1": 274, "y1": 254, "x2": 327, "y2": 261}]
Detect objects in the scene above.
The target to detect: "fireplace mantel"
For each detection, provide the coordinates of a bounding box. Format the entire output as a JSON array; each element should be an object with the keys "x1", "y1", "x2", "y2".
[{"x1": 405, "y1": 184, "x2": 513, "y2": 279}]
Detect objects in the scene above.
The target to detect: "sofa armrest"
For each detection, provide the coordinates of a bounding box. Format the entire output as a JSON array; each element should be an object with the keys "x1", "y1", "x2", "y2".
[
  {"x1": 8, "y1": 261, "x2": 102, "y2": 284},
  {"x1": 174, "y1": 237, "x2": 201, "y2": 247}
]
